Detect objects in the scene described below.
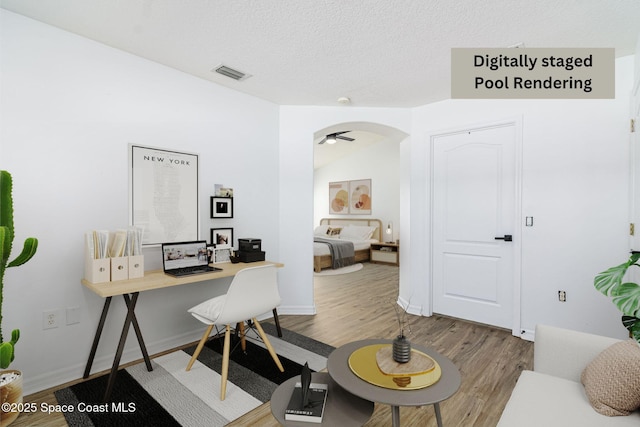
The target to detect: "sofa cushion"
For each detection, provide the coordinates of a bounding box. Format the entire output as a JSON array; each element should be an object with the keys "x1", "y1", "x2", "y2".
[
  {"x1": 498, "y1": 371, "x2": 640, "y2": 427},
  {"x1": 581, "y1": 339, "x2": 640, "y2": 416}
]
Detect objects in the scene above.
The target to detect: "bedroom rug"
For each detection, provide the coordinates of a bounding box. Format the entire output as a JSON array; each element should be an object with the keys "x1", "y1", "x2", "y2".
[
  {"x1": 54, "y1": 324, "x2": 334, "y2": 427},
  {"x1": 314, "y1": 262, "x2": 363, "y2": 276}
]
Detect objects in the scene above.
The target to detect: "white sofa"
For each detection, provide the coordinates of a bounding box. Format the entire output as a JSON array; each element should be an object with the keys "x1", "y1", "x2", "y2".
[{"x1": 497, "y1": 324, "x2": 640, "y2": 426}]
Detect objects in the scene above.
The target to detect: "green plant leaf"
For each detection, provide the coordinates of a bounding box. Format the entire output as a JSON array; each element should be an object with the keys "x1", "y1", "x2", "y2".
[
  {"x1": 0, "y1": 170, "x2": 13, "y2": 231},
  {"x1": 0, "y1": 226, "x2": 6, "y2": 262},
  {"x1": 10, "y1": 328, "x2": 19, "y2": 344},
  {"x1": 0, "y1": 341, "x2": 14, "y2": 369},
  {"x1": 622, "y1": 316, "x2": 640, "y2": 342},
  {"x1": 594, "y1": 252, "x2": 640, "y2": 296},
  {"x1": 612, "y1": 283, "x2": 640, "y2": 317},
  {"x1": 7, "y1": 237, "x2": 38, "y2": 267}
]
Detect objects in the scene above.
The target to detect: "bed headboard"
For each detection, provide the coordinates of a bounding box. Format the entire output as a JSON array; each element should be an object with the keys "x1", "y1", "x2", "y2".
[{"x1": 319, "y1": 218, "x2": 383, "y2": 242}]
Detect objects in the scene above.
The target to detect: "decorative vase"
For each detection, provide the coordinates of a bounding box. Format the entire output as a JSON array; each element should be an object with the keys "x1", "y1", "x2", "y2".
[
  {"x1": 0, "y1": 370, "x2": 23, "y2": 427},
  {"x1": 392, "y1": 335, "x2": 412, "y2": 363}
]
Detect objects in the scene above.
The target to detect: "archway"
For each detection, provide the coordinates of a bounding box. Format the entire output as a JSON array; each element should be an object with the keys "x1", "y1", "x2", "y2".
[{"x1": 312, "y1": 121, "x2": 409, "y2": 309}]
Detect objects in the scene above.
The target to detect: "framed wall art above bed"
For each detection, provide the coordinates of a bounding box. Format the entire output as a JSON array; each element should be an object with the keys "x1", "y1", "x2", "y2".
[
  {"x1": 349, "y1": 179, "x2": 372, "y2": 215},
  {"x1": 328, "y1": 179, "x2": 372, "y2": 214}
]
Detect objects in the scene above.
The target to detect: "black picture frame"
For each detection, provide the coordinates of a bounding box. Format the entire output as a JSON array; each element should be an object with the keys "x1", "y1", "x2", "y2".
[
  {"x1": 210, "y1": 227, "x2": 234, "y2": 247},
  {"x1": 211, "y1": 196, "x2": 233, "y2": 218}
]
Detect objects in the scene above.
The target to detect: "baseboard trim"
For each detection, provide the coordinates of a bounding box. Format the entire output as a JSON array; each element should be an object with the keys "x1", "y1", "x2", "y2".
[
  {"x1": 22, "y1": 329, "x2": 205, "y2": 396},
  {"x1": 275, "y1": 304, "x2": 316, "y2": 315},
  {"x1": 520, "y1": 328, "x2": 535, "y2": 341}
]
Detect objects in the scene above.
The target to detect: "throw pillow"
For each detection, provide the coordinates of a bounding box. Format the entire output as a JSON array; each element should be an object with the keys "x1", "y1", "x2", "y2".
[
  {"x1": 339, "y1": 225, "x2": 377, "y2": 240},
  {"x1": 580, "y1": 339, "x2": 640, "y2": 416},
  {"x1": 326, "y1": 227, "x2": 342, "y2": 236},
  {"x1": 314, "y1": 225, "x2": 330, "y2": 236}
]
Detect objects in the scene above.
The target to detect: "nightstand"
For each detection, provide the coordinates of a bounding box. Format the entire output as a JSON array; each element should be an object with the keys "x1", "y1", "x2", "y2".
[{"x1": 370, "y1": 242, "x2": 399, "y2": 266}]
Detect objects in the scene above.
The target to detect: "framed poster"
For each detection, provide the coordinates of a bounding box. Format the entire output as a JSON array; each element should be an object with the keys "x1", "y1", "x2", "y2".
[
  {"x1": 350, "y1": 179, "x2": 372, "y2": 214},
  {"x1": 329, "y1": 181, "x2": 349, "y2": 214},
  {"x1": 129, "y1": 145, "x2": 199, "y2": 246},
  {"x1": 211, "y1": 197, "x2": 233, "y2": 218},
  {"x1": 211, "y1": 228, "x2": 233, "y2": 248}
]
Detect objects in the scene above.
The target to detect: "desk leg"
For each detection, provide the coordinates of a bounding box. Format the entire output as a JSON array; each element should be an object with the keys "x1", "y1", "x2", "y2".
[
  {"x1": 83, "y1": 296, "x2": 112, "y2": 379},
  {"x1": 434, "y1": 402, "x2": 443, "y2": 427},
  {"x1": 122, "y1": 294, "x2": 153, "y2": 372},
  {"x1": 391, "y1": 405, "x2": 400, "y2": 427},
  {"x1": 272, "y1": 308, "x2": 282, "y2": 337},
  {"x1": 103, "y1": 292, "x2": 140, "y2": 402}
]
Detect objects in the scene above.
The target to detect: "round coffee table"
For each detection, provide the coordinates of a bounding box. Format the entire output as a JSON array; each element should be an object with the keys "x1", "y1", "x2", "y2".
[
  {"x1": 270, "y1": 371, "x2": 374, "y2": 426},
  {"x1": 327, "y1": 339, "x2": 461, "y2": 427}
]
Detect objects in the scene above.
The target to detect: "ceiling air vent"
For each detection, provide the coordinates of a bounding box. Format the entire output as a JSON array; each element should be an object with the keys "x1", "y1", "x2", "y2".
[{"x1": 213, "y1": 64, "x2": 251, "y2": 81}]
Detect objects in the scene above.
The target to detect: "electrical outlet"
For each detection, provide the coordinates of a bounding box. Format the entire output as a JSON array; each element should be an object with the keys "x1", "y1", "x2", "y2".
[
  {"x1": 43, "y1": 310, "x2": 61, "y2": 329},
  {"x1": 558, "y1": 290, "x2": 567, "y2": 302}
]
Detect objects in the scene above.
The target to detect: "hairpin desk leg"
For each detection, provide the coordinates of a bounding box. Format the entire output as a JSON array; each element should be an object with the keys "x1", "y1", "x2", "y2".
[
  {"x1": 273, "y1": 308, "x2": 282, "y2": 337},
  {"x1": 123, "y1": 293, "x2": 153, "y2": 371},
  {"x1": 103, "y1": 292, "x2": 146, "y2": 402},
  {"x1": 83, "y1": 296, "x2": 112, "y2": 379}
]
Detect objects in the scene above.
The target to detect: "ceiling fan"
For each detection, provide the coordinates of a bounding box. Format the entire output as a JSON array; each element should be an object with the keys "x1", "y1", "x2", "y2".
[{"x1": 318, "y1": 131, "x2": 355, "y2": 145}]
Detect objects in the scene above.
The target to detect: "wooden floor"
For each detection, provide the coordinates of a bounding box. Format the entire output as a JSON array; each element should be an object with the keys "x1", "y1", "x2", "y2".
[{"x1": 12, "y1": 263, "x2": 532, "y2": 427}]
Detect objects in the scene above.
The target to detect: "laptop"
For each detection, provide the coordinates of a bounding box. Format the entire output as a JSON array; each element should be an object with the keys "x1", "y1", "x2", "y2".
[{"x1": 162, "y1": 240, "x2": 222, "y2": 277}]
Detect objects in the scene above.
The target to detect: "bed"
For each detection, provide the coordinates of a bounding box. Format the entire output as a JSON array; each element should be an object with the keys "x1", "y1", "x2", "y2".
[{"x1": 313, "y1": 218, "x2": 382, "y2": 272}]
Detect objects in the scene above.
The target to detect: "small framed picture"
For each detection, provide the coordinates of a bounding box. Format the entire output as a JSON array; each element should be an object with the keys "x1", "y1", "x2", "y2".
[
  {"x1": 211, "y1": 228, "x2": 234, "y2": 248},
  {"x1": 213, "y1": 247, "x2": 233, "y2": 264},
  {"x1": 211, "y1": 197, "x2": 233, "y2": 218}
]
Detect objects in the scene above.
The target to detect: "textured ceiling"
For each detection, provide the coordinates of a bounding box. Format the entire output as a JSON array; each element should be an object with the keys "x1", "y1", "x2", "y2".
[{"x1": 2, "y1": 0, "x2": 639, "y2": 108}]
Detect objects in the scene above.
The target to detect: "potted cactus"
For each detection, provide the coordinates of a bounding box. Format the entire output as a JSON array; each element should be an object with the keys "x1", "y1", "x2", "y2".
[{"x1": 0, "y1": 170, "x2": 38, "y2": 426}]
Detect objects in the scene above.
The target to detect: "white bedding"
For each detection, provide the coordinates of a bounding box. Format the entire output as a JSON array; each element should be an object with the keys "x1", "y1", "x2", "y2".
[{"x1": 313, "y1": 237, "x2": 376, "y2": 256}]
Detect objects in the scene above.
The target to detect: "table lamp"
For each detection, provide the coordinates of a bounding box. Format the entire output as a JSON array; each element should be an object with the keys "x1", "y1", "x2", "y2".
[{"x1": 386, "y1": 222, "x2": 394, "y2": 243}]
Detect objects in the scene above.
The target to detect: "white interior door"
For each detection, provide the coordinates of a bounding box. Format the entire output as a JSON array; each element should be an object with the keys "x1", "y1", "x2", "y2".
[
  {"x1": 629, "y1": 35, "x2": 640, "y2": 281},
  {"x1": 630, "y1": 34, "x2": 640, "y2": 249},
  {"x1": 431, "y1": 122, "x2": 519, "y2": 330}
]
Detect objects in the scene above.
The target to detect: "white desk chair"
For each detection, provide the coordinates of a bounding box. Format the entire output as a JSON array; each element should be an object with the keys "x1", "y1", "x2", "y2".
[{"x1": 185, "y1": 264, "x2": 284, "y2": 400}]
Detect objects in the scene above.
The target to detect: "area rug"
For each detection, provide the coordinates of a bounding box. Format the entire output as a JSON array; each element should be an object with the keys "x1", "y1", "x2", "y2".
[
  {"x1": 314, "y1": 263, "x2": 363, "y2": 276},
  {"x1": 54, "y1": 324, "x2": 334, "y2": 426}
]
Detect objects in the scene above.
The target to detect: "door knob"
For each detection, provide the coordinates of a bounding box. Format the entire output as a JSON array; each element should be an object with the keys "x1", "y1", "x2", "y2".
[{"x1": 495, "y1": 235, "x2": 513, "y2": 242}]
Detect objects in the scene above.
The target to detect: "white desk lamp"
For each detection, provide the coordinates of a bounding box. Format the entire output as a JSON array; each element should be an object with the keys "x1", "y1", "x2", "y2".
[{"x1": 385, "y1": 222, "x2": 394, "y2": 243}]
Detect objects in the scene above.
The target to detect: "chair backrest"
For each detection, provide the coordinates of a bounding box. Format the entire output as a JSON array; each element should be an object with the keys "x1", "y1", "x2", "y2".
[{"x1": 215, "y1": 264, "x2": 281, "y2": 324}]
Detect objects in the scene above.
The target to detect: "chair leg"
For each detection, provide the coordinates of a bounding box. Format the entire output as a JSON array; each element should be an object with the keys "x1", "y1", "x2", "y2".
[
  {"x1": 238, "y1": 321, "x2": 247, "y2": 352},
  {"x1": 186, "y1": 324, "x2": 214, "y2": 371},
  {"x1": 252, "y1": 318, "x2": 284, "y2": 372},
  {"x1": 220, "y1": 324, "x2": 231, "y2": 400}
]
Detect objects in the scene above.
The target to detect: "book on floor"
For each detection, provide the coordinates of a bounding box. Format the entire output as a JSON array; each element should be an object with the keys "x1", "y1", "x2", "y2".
[{"x1": 284, "y1": 382, "x2": 328, "y2": 423}]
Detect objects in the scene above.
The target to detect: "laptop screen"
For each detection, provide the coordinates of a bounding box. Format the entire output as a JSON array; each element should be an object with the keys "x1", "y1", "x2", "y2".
[{"x1": 162, "y1": 241, "x2": 209, "y2": 271}]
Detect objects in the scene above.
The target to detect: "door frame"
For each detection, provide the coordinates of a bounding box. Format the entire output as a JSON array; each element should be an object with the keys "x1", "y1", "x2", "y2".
[{"x1": 427, "y1": 116, "x2": 523, "y2": 336}]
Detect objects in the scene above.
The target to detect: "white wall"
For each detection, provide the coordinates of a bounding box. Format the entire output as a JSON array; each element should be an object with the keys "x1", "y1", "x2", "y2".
[
  {"x1": 313, "y1": 138, "x2": 400, "y2": 239},
  {"x1": 0, "y1": 10, "x2": 280, "y2": 394},
  {"x1": 410, "y1": 55, "x2": 635, "y2": 339}
]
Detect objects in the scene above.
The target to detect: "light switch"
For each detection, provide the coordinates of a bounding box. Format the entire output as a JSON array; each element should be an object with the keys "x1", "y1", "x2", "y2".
[{"x1": 525, "y1": 217, "x2": 534, "y2": 227}]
